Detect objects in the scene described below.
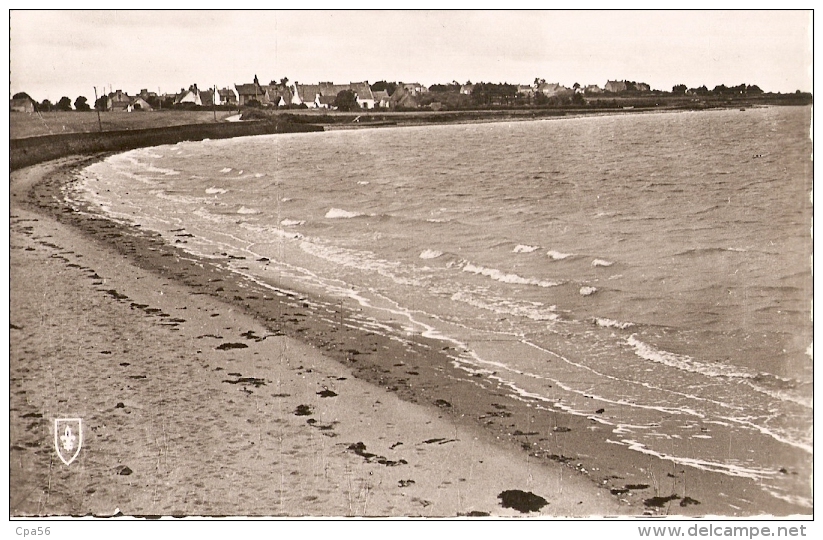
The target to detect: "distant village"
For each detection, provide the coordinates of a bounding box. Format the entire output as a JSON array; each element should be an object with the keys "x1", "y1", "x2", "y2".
[{"x1": 11, "y1": 75, "x2": 798, "y2": 114}]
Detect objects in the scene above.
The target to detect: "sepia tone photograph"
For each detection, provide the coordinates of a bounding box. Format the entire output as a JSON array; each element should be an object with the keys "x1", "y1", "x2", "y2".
[{"x1": 7, "y1": 9, "x2": 813, "y2": 528}]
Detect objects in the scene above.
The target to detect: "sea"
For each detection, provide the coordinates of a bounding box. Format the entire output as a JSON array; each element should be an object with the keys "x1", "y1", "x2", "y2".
[{"x1": 72, "y1": 106, "x2": 813, "y2": 510}]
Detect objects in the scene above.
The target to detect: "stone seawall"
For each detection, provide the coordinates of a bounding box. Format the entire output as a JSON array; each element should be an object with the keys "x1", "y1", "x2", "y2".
[{"x1": 10, "y1": 120, "x2": 323, "y2": 171}]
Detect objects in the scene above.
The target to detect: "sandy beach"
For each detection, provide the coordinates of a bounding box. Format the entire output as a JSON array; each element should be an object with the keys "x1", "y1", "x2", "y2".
[{"x1": 10, "y1": 157, "x2": 628, "y2": 517}]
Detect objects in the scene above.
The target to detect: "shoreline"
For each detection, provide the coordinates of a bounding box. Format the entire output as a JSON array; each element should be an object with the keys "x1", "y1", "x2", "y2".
[
  {"x1": 286, "y1": 104, "x2": 753, "y2": 132},
  {"x1": 10, "y1": 119, "x2": 811, "y2": 516}
]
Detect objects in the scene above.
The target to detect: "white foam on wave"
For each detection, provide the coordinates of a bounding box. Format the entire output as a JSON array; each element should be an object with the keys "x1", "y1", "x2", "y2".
[
  {"x1": 206, "y1": 187, "x2": 227, "y2": 194},
  {"x1": 761, "y1": 488, "x2": 813, "y2": 509},
  {"x1": 182, "y1": 209, "x2": 303, "y2": 244},
  {"x1": 149, "y1": 190, "x2": 211, "y2": 205},
  {"x1": 595, "y1": 317, "x2": 633, "y2": 329},
  {"x1": 463, "y1": 262, "x2": 560, "y2": 288},
  {"x1": 579, "y1": 286, "x2": 597, "y2": 296},
  {"x1": 299, "y1": 241, "x2": 421, "y2": 287},
  {"x1": 450, "y1": 291, "x2": 559, "y2": 321},
  {"x1": 513, "y1": 245, "x2": 539, "y2": 253},
  {"x1": 419, "y1": 249, "x2": 443, "y2": 259},
  {"x1": 607, "y1": 438, "x2": 772, "y2": 480},
  {"x1": 592, "y1": 259, "x2": 614, "y2": 267},
  {"x1": 627, "y1": 335, "x2": 755, "y2": 380},
  {"x1": 109, "y1": 168, "x2": 161, "y2": 186},
  {"x1": 237, "y1": 206, "x2": 259, "y2": 215},
  {"x1": 112, "y1": 153, "x2": 180, "y2": 176},
  {"x1": 238, "y1": 221, "x2": 303, "y2": 241},
  {"x1": 743, "y1": 381, "x2": 813, "y2": 410},
  {"x1": 357, "y1": 181, "x2": 370, "y2": 185},
  {"x1": 325, "y1": 208, "x2": 364, "y2": 219},
  {"x1": 628, "y1": 339, "x2": 812, "y2": 421},
  {"x1": 547, "y1": 250, "x2": 573, "y2": 260},
  {"x1": 280, "y1": 219, "x2": 305, "y2": 227},
  {"x1": 220, "y1": 167, "x2": 232, "y2": 173},
  {"x1": 143, "y1": 163, "x2": 180, "y2": 177}
]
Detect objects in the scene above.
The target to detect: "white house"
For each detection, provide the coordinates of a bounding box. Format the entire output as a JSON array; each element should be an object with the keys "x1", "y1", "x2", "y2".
[
  {"x1": 175, "y1": 85, "x2": 202, "y2": 106},
  {"x1": 291, "y1": 81, "x2": 375, "y2": 109}
]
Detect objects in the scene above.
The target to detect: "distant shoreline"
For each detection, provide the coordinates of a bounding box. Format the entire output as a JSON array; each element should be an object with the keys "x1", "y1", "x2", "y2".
[{"x1": 12, "y1": 101, "x2": 806, "y2": 168}]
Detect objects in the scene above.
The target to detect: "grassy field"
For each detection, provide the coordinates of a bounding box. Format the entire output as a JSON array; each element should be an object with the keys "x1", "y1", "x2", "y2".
[
  {"x1": 9, "y1": 110, "x2": 240, "y2": 139},
  {"x1": 9, "y1": 108, "x2": 584, "y2": 138}
]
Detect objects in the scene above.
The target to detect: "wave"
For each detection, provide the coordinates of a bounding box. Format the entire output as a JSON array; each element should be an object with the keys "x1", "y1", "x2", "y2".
[
  {"x1": 112, "y1": 153, "x2": 180, "y2": 176},
  {"x1": 629, "y1": 335, "x2": 748, "y2": 378},
  {"x1": 579, "y1": 286, "x2": 597, "y2": 296},
  {"x1": 220, "y1": 167, "x2": 232, "y2": 173},
  {"x1": 205, "y1": 187, "x2": 227, "y2": 194},
  {"x1": 148, "y1": 190, "x2": 212, "y2": 205},
  {"x1": 144, "y1": 164, "x2": 180, "y2": 176},
  {"x1": 595, "y1": 317, "x2": 633, "y2": 329},
  {"x1": 187, "y1": 211, "x2": 302, "y2": 242},
  {"x1": 237, "y1": 206, "x2": 259, "y2": 215},
  {"x1": 761, "y1": 488, "x2": 813, "y2": 509},
  {"x1": 325, "y1": 208, "x2": 364, "y2": 219},
  {"x1": 673, "y1": 247, "x2": 751, "y2": 257},
  {"x1": 449, "y1": 291, "x2": 559, "y2": 321},
  {"x1": 547, "y1": 250, "x2": 573, "y2": 260},
  {"x1": 692, "y1": 204, "x2": 724, "y2": 216},
  {"x1": 608, "y1": 438, "x2": 773, "y2": 480},
  {"x1": 513, "y1": 244, "x2": 539, "y2": 253},
  {"x1": 627, "y1": 335, "x2": 801, "y2": 399},
  {"x1": 299, "y1": 241, "x2": 422, "y2": 287},
  {"x1": 280, "y1": 219, "x2": 305, "y2": 227},
  {"x1": 592, "y1": 259, "x2": 614, "y2": 267},
  {"x1": 744, "y1": 380, "x2": 813, "y2": 409},
  {"x1": 462, "y1": 262, "x2": 561, "y2": 288},
  {"x1": 107, "y1": 168, "x2": 161, "y2": 186},
  {"x1": 419, "y1": 249, "x2": 443, "y2": 259}
]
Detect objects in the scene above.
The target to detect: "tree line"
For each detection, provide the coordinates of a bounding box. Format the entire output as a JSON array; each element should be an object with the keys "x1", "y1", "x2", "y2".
[
  {"x1": 14, "y1": 92, "x2": 91, "y2": 112},
  {"x1": 672, "y1": 83, "x2": 764, "y2": 96}
]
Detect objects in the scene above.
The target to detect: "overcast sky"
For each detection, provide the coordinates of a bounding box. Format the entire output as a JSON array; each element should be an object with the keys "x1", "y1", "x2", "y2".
[{"x1": 10, "y1": 10, "x2": 813, "y2": 103}]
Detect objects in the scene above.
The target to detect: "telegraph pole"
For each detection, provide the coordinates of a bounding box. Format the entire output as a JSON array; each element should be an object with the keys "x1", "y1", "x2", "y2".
[{"x1": 93, "y1": 86, "x2": 102, "y2": 132}]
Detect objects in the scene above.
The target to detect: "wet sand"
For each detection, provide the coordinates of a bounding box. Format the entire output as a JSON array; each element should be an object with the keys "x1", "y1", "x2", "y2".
[{"x1": 10, "y1": 158, "x2": 626, "y2": 517}]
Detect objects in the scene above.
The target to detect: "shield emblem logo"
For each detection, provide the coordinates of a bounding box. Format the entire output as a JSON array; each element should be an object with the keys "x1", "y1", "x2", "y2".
[{"x1": 54, "y1": 418, "x2": 83, "y2": 466}]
